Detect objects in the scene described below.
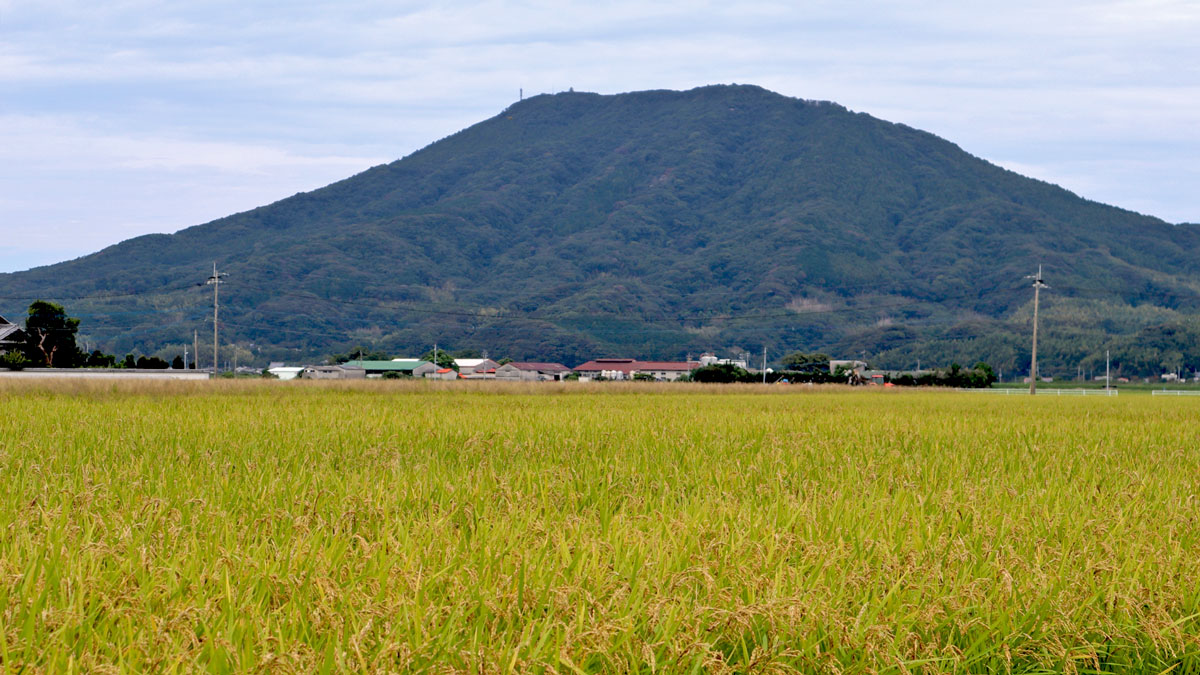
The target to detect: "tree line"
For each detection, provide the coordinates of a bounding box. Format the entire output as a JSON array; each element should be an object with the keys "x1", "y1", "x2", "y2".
[
  {"x1": 687, "y1": 351, "x2": 996, "y2": 387},
  {"x1": 1, "y1": 301, "x2": 185, "y2": 370}
]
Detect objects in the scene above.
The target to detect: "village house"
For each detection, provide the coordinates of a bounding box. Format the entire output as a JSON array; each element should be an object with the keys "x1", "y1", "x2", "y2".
[
  {"x1": 454, "y1": 358, "x2": 500, "y2": 375},
  {"x1": 344, "y1": 359, "x2": 437, "y2": 377},
  {"x1": 0, "y1": 316, "x2": 25, "y2": 355},
  {"x1": 573, "y1": 358, "x2": 698, "y2": 381},
  {"x1": 461, "y1": 367, "x2": 497, "y2": 380},
  {"x1": 495, "y1": 362, "x2": 572, "y2": 381},
  {"x1": 301, "y1": 364, "x2": 366, "y2": 380},
  {"x1": 698, "y1": 352, "x2": 749, "y2": 369}
]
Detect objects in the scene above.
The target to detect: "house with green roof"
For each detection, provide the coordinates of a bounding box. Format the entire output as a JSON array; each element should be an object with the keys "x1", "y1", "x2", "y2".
[{"x1": 343, "y1": 359, "x2": 437, "y2": 377}]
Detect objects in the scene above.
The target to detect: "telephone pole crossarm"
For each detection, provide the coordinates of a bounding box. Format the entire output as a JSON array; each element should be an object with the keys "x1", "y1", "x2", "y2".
[{"x1": 205, "y1": 263, "x2": 228, "y2": 377}]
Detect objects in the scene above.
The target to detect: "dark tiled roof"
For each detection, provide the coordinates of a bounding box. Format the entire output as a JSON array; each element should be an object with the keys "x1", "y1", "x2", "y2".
[
  {"x1": 635, "y1": 362, "x2": 699, "y2": 371},
  {"x1": 344, "y1": 359, "x2": 430, "y2": 371},
  {"x1": 506, "y1": 362, "x2": 571, "y2": 372},
  {"x1": 574, "y1": 359, "x2": 697, "y2": 372},
  {"x1": 0, "y1": 322, "x2": 23, "y2": 343}
]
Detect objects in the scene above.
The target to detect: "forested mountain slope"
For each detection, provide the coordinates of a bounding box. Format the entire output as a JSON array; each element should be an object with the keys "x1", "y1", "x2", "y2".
[{"x1": 2, "y1": 85, "x2": 1197, "y2": 374}]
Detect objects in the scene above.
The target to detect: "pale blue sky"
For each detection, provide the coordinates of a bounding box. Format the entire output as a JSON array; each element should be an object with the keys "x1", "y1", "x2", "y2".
[{"x1": 2, "y1": 0, "x2": 1198, "y2": 273}]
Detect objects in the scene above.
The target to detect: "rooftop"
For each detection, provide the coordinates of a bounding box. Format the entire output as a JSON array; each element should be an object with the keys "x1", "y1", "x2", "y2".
[
  {"x1": 454, "y1": 358, "x2": 495, "y2": 368},
  {"x1": 505, "y1": 362, "x2": 571, "y2": 372},
  {"x1": 0, "y1": 323, "x2": 23, "y2": 342},
  {"x1": 574, "y1": 359, "x2": 697, "y2": 372},
  {"x1": 344, "y1": 359, "x2": 430, "y2": 371}
]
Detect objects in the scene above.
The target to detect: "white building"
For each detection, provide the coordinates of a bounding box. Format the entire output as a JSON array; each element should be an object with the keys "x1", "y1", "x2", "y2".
[{"x1": 454, "y1": 358, "x2": 500, "y2": 375}]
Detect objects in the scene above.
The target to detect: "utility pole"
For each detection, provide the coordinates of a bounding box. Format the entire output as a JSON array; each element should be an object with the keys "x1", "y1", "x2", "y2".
[
  {"x1": 183, "y1": 345, "x2": 188, "y2": 370},
  {"x1": 1027, "y1": 265, "x2": 1048, "y2": 395},
  {"x1": 1106, "y1": 350, "x2": 1111, "y2": 394},
  {"x1": 205, "y1": 263, "x2": 227, "y2": 377},
  {"x1": 762, "y1": 346, "x2": 767, "y2": 384}
]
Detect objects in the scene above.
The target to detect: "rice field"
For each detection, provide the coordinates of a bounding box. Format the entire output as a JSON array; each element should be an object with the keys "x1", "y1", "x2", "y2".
[{"x1": 2, "y1": 380, "x2": 1199, "y2": 673}]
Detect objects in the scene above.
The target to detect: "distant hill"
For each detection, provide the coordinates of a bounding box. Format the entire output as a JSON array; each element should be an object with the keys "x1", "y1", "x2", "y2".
[{"x1": 3, "y1": 84, "x2": 1199, "y2": 376}]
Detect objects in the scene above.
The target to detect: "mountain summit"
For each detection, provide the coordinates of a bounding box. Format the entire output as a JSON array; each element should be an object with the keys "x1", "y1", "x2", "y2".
[{"x1": 3, "y1": 85, "x2": 1198, "y2": 374}]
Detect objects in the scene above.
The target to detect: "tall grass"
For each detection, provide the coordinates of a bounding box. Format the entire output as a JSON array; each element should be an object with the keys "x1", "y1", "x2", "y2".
[{"x1": 1, "y1": 381, "x2": 1199, "y2": 672}]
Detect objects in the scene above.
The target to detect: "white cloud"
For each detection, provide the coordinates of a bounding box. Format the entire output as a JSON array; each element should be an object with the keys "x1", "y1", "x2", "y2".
[{"x1": 0, "y1": 115, "x2": 386, "y2": 173}]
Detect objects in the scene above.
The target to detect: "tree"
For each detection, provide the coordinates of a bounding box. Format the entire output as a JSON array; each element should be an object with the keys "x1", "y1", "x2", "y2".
[
  {"x1": 22, "y1": 301, "x2": 83, "y2": 367},
  {"x1": 970, "y1": 362, "x2": 997, "y2": 387},
  {"x1": 781, "y1": 351, "x2": 830, "y2": 373},
  {"x1": 171, "y1": 355, "x2": 185, "y2": 369},
  {"x1": 85, "y1": 350, "x2": 117, "y2": 368},
  {"x1": 329, "y1": 346, "x2": 390, "y2": 364},
  {"x1": 136, "y1": 355, "x2": 169, "y2": 369},
  {"x1": 1, "y1": 351, "x2": 30, "y2": 370},
  {"x1": 905, "y1": 362, "x2": 996, "y2": 388},
  {"x1": 421, "y1": 348, "x2": 457, "y2": 371},
  {"x1": 689, "y1": 363, "x2": 750, "y2": 383}
]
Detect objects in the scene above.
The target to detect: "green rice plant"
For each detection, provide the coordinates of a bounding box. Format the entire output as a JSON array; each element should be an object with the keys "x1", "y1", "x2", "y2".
[{"x1": 0, "y1": 380, "x2": 1198, "y2": 672}]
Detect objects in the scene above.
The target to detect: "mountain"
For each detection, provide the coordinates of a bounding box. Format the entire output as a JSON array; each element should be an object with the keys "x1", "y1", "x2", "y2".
[{"x1": 3, "y1": 84, "x2": 1199, "y2": 376}]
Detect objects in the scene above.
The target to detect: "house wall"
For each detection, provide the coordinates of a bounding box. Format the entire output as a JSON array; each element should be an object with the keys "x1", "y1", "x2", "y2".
[
  {"x1": 495, "y1": 365, "x2": 538, "y2": 381},
  {"x1": 413, "y1": 363, "x2": 440, "y2": 378},
  {"x1": 455, "y1": 359, "x2": 500, "y2": 374},
  {"x1": 302, "y1": 367, "x2": 366, "y2": 379},
  {"x1": 643, "y1": 370, "x2": 689, "y2": 381}
]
